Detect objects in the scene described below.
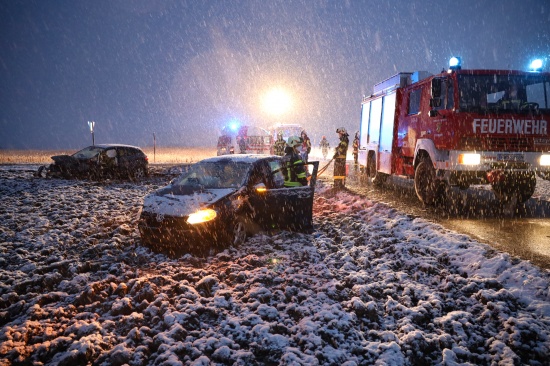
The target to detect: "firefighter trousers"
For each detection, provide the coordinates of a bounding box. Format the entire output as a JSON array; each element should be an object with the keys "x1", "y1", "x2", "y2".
[{"x1": 334, "y1": 158, "x2": 346, "y2": 189}]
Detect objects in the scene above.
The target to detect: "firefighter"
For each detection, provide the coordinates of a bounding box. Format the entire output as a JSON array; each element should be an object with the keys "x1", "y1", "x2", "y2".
[
  {"x1": 498, "y1": 84, "x2": 523, "y2": 109},
  {"x1": 319, "y1": 135, "x2": 330, "y2": 159},
  {"x1": 333, "y1": 127, "x2": 349, "y2": 189},
  {"x1": 352, "y1": 131, "x2": 359, "y2": 171},
  {"x1": 300, "y1": 130, "x2": 311, "y2": 163},
  {"x1": 237, "y1": 135, "x2": 246, "y2": 154},
  {"x1": 282, "y1": 136, "x2": 308, "y2": 187},
  {"x1": 273, "y1": 132, "x2": 286, "y2": 156}
]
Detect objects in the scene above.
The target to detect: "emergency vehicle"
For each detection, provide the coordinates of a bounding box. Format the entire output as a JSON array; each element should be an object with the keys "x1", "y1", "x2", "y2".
[
  {"x1": 217, "y1": 125, "x2": 272, "y2": 156},
  {"x1": 358, "y1": 57, "x2": 550, "y2": 205}
]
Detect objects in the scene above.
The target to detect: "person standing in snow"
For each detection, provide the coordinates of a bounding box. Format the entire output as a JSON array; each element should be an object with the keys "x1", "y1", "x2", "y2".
[
  {"x1": 333, "y1": 127, "x2": 349, "y2": 189},
  {"x1": 352, "y1": 131, "x2": 359, "y2": 171},
  {"x1": 300, "y1": 130, "x2": 311, "y2": 164},
  {"x1": 237, "y1": 135, "x2": 246, "y2": 154},
  {"x1": 282, "y1": 136, "x2": 308, "y2": 187},
  {"x1": 273, "y1": 132, "x2": 286, "y2": 156},
  {"x1": 319, "y1": 135, "x2": 330, "y2": 159}
]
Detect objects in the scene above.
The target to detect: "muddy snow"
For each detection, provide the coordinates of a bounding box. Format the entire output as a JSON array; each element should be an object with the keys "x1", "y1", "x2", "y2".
[{"x1": 0, "y1": 165, "x2": 549, "y2": 365}]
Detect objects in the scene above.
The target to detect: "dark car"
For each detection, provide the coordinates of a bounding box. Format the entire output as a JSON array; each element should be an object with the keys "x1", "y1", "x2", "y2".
[
  {"x1": 37, "y1": 144, "x2": 148, "y2": 180},
  {"x1": 138, "y1": 154, "x2": 318, "y2": 255}
]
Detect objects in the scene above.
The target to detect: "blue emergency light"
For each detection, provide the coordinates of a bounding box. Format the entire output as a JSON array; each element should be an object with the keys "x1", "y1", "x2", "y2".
[
  {"x1": 529, "y1": 59, "x2": 543, "y2": 72},
  {"x1": 449, "y1": 57, "x2": 462, "y2": 70},
  {"x1": 228, "y1": 119, "x2": 240, "y2": 132}
]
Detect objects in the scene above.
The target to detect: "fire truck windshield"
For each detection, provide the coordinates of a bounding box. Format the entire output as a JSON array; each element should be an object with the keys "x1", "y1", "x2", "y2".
[{"x1": 457, "y1": 74, "x2": 550, "y2": 113}]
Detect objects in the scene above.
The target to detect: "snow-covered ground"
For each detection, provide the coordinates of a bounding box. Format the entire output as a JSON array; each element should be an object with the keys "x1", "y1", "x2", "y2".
[{"x1": 0, "y1": 165, "x2": 549, "y2": 365}]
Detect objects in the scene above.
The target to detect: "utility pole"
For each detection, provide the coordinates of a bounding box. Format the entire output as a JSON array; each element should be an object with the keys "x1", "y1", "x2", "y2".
[{"x1": 87, "y1": 121, "x2": 95, "y2": 145}]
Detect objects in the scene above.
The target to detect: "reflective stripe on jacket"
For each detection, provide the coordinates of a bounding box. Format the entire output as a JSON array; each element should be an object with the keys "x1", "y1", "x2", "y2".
[
  {"x1": 282, "y1": 152, "x2": 307, "y2": 187},
  {"x1": 334, "y1": 134, "x2": 349, "y2": 159}
]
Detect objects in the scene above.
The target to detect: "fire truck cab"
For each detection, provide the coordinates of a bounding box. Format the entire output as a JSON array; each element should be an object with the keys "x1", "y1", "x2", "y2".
[{"x1": 359, "y1": 58, "x2": 550, "y2": 205}]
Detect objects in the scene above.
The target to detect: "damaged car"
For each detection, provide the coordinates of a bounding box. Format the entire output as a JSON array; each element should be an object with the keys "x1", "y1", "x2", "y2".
[
  {"x1": 36, "y1": 144, "x2": 149, "y2": 180},
  {"x1": 138, "y1": 155, "x2": 318, "y2": 255}
]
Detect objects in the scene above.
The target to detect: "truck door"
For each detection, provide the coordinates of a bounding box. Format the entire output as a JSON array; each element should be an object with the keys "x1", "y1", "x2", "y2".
[
  {"x1": 358, "y1": 101, "x2": 371, "y2": 166},
  {"x1": 378, "y1": 93, "x2": 397, "y2": 174}
]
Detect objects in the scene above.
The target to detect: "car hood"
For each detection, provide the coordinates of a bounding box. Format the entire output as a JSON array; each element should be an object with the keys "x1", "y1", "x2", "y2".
[
  {"x1": 142, "y1": 185, "x2": 236, "y2": 217},
  {"x1": 51, "y1": 155, "x2": 79, "y2": 164}
]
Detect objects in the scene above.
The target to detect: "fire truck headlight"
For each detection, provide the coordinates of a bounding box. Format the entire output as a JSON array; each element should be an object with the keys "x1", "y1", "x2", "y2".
[
  {"x1": 458, "y1": 153, "x2": 480, "y2": 165},
  {"x1": 187, "y1": 209, "x2": 217, "y2": 224},
  {"x1": 540, "y1": 155, "x2": 550, "y2": 167}
]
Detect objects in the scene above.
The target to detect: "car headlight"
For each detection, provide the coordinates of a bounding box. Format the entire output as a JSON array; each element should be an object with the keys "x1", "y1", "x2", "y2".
[
  {"x1": 458, "y1": 153, "x2": 481, "y2": 165},
  {"x1": 540, "y1": 155, "x2": 550, "y2": 166},
  {"x1": 187, "y1": 209, "x2": 217, "y2": 224}
]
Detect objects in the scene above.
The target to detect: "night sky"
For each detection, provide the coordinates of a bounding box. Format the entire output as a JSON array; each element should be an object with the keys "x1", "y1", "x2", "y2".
[{"x1": 1, "y1": 0, "x2": 549, "y2": 150}]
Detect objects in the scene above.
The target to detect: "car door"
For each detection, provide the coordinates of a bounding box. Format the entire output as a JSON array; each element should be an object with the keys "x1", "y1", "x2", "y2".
[
  {"x1": 247, "y1": 159, "x2": 318, "y2": 232},
  {"x1": 116, "y1": 147, "x2": 130, "y2": 171}
]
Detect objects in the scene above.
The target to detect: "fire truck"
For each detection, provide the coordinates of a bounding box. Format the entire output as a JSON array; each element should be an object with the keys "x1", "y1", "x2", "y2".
[{"x1": 358, "y1": 57, "x2": 550, "y2": 205}]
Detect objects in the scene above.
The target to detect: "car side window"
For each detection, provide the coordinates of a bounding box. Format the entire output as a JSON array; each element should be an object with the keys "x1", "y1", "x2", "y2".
[
  {"x1": 248, "y1": 165, "x2": 266, "y2": 188},
  {"x1": 268, "y1": 161, "x2": 285, "y2": 188}
]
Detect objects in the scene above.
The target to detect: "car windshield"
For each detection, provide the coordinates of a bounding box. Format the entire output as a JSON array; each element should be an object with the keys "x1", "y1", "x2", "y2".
[
  {"x1": 72, "y1": 146, "x2": 105, "y2": 159},
  {"x1": 173, "y1": 161, "x2": 251, "y2": 189}
]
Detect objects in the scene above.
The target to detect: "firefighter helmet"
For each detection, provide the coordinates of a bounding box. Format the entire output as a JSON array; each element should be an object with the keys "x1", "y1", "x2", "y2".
[
  {"x1": 287, "y1": 136, "x2": 302, "y2": 147},
  {"x1": 277, "y1": 132, "x2": 283, "y2": 138},
  {"x1": 336, "y1": 127, "x2": 347, "y2": 134}
]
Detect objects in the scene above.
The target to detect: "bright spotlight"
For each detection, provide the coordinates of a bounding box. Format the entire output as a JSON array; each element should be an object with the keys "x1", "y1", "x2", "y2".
[{"x1": 262, "y1": 87, "x2": 292, "y2": 117}]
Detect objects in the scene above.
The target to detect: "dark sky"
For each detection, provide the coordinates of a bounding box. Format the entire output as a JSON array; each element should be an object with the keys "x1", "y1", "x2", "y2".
[{"x1": 1, "y1": 0, "x2": 549, "y2": 150}]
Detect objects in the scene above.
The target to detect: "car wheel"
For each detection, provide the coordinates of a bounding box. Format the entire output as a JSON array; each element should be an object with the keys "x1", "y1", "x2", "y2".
[
  {"x1": 132, "y1": 166, "x2": 146, "y2": 179},
  {"x1": 229, "y1": 216, "x2": 247, "y2": 247}
]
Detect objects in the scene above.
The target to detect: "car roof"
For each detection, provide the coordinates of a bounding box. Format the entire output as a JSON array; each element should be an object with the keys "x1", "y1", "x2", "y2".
[
  {"x1": 86, "y1": 144, "x2": 143, "y2": 150},
  {"x1": 198, "y1": 154, "x2": 279, "y2": 164}
]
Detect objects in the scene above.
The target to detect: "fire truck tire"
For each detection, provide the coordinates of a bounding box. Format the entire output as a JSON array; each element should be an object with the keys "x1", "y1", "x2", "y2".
[
  {"x1": 414, "y1": 157, "x2": 445, "y2": 205},
  {"x1": 366, "y1": 155, "x2": 386, "y2": 186},
  {"x1": 492, "y1": 172, "x2": 536, "y2": 204}
]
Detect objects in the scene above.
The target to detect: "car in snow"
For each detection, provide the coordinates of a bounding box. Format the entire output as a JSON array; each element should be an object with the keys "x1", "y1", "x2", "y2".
[
  {"x1": 138, "y1": 154, "x2": 319, "y2": 255},
  {"x1": 36, "y1": 144, "x2": 149, "y2": 180}
]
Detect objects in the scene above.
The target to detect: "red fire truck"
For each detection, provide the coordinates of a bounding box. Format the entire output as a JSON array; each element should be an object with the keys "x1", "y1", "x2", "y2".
[{"x1": 358, "y1": 57, "x2": 550, "y2": 205}]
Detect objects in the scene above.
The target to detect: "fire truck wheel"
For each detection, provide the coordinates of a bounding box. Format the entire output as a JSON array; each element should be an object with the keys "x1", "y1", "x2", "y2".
[
  {"x1": 492, "y1": 173, "x2": 536, "y2": 204},
  {"x1": 366, "y1": 155, "x2": 386, "y2": 186},
  {"x1": 414, "y1": 158, "x2": 445, "y2": 205}
]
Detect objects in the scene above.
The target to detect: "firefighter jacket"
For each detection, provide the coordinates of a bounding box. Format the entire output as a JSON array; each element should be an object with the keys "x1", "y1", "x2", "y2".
[
  {"x1": 282, "y1": 148, "x2": 308, "y2": 187},
  {"x1": 334, "y1": 134, "x2": 349, "y2": 159},
  {"x1": 273, "y1": 138, "x2": 287, "y2": 156}
]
